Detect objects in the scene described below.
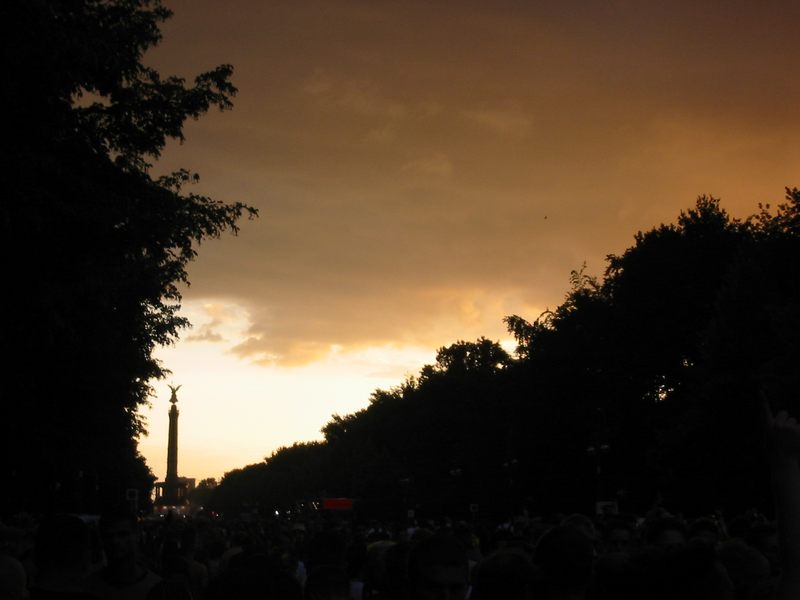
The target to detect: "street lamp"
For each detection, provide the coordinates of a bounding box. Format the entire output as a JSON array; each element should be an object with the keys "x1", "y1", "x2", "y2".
[{"x1": 586, "y1": 443, "x2": 610, "y2": 509}]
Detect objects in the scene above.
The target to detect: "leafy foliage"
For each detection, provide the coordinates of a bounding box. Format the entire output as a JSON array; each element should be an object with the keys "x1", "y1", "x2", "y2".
[
  {"x1": 211, "y1": 190, "x2": 798, "y2": 519},
  {"x1": 2, "y1": 0, "x2": 255, "y2": 514}
]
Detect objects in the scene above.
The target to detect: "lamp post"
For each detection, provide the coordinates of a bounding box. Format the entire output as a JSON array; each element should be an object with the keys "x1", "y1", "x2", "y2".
[
  {"x1": 503, "y1": 458, "x2": 519, "y2": 515},
  {"x1": 586, "y1": 443, "x2": 610, "y2": 511},
  {"x1": 448, "y1": 467, "x2": 463, "y2": 519},
  {"x1": 400, "y1": 476, "x2": 414, "y2": 521}
]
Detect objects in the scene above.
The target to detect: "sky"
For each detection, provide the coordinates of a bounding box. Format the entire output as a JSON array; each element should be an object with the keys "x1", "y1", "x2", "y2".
[{"x1": 137, "y1": 0, "x2": 800, "y2": 483}]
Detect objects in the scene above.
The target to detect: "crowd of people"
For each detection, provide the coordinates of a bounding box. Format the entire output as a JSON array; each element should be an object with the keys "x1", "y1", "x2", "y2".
[
  {"x1": 0, "y1": 399, "x2": 797, "y2": 600},
  {"x1": 0, "y1": 504, "x2": 785, "y2": 600}
]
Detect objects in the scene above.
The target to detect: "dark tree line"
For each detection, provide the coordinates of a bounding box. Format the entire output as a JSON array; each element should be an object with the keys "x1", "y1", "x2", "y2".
[
  {"x1": 2, "y1": 1, "x2": 255, "y2": 514},
  {"x1": 211, "y1": 190, "x2": 800, "y2": 520}
]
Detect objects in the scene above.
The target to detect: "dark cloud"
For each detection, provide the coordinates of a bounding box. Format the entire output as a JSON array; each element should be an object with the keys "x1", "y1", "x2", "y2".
[
  {"x1": 150, "y1": 0, "x2": 800, "y2": 364},
  {"x1": 185, "y1": 328, "x2": 224, "y2": 343}
]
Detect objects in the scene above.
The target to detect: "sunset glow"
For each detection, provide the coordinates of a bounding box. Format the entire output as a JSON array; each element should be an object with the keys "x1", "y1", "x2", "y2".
[{"x1": 138, "y1": 0, "x2": 800, "y2": 482}]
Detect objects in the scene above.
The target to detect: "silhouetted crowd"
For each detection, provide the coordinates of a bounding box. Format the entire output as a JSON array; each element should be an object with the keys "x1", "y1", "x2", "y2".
[
  {"x1": 0, "y1": 503, "x2": 785, "y2": 600},
  {"x1": 2, "y1": 399, "x2": 797, "y2": 599}
]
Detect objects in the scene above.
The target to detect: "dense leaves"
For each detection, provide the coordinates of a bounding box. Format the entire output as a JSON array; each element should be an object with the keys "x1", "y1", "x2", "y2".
[
  {"x1": 211, "y1": 190, "x2": 799, "y2": 520},
  {"x1": 2, "y1": 1, "x2": 255, "y2": 514}
]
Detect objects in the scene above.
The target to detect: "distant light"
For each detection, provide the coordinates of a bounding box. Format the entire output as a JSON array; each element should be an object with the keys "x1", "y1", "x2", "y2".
[{"x1": 275, "y1": 510, "x2": 280, "y2": 516}]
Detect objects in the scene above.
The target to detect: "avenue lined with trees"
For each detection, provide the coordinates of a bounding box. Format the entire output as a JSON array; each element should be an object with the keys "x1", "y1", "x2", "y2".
[
  {"x1": 5, "y1": 3, "x2": 800, "y2": 599},
  {"x1": 211, "y1": 190, "x2": 800, "y2": 519},
  {"x1": 3, "y1": 0, "x2": 798, "y2": 526}
]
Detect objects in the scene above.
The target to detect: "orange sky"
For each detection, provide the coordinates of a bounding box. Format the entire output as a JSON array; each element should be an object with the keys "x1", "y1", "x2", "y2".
[{"x1": 138, "y1": 0, "x2": 800, "y2": 483}]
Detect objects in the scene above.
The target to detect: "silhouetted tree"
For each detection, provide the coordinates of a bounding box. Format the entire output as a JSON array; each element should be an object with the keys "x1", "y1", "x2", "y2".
[
  {"x1": 189, "y1": 478, "x2": 218, "y2": 507},
  {"x1": 210, "y1": 189, "x2": 799, "y2": 519},
  {"x1": 2, "y1": 0, "x2": 255, "y2": 514}
]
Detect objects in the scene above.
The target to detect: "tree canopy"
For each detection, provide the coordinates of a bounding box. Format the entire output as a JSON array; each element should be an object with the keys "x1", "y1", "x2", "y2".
[
  {"x1": 210, "y1": 189, "x2": 799, "y2": 520},
  {"x1": 3, "y1": 0, "x2": 255, "y2": 514}
]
